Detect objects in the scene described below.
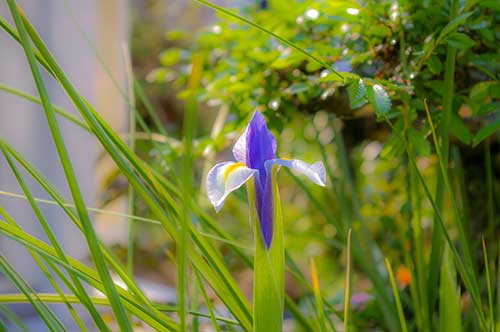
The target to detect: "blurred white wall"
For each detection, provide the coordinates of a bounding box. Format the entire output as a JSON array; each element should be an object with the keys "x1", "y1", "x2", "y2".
[{"x1": 0, "y1": 0, "x2": 128, "y2": 329}]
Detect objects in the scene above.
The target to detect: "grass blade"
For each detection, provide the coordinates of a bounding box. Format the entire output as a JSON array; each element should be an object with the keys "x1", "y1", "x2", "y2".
[
  {"x1": 439, "y1": 244, "x2": 461, "y2": 332},
  {"x1": 385, "y1": 258, "x2": 409, "y2": 332}
]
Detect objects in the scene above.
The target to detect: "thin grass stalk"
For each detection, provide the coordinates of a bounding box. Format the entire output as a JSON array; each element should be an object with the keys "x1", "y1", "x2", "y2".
[
  {"x1": 428, "y1": 0, "x2": 460, "y2": 313},
  {"x1": 178, "y1": 53, "x2": 203, "y2": 332},
  {"x1": 193, "y1": 269, "x2": 222, "y2": 332},
  {"x1": 385, "y1": 258, "x2": 409, "y2": 332},
  {"x1": 0, "y1": 83, "x2": 87, "y2": 129},
  {"x1": 310, "y1": 258, "x2": 328, "y2": 332},
  {"x1": 343, "y1": 229, "x2": 352, "y2": 332},
  {"x1": 123, "y1": 44, "x2": 137, "y2": 276},
  {"x1": 482, "y1": 239, "x2": 495, "y2": 331}
]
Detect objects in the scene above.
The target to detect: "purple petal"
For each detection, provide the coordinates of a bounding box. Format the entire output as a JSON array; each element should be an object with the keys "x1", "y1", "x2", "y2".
[
  {"x1": 259, "y1": 177, "x2": 273, "y2": 248},
  {"x1": 246, "y1": 111, "x2": 277, "y2": 185}
]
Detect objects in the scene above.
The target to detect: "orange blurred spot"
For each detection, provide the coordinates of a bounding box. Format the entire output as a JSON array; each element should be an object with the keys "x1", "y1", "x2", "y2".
[{"x1": 396, "y1": 265, "x2": 411, "y2": 288}]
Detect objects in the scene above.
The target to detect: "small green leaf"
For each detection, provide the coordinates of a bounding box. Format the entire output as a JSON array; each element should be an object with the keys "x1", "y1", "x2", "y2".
[
  {"x1": 319, "y1": 71, "x2": 359, "y2": 83},
  {"x1": 286, "y1": 82, "x2": 310, "y2": 95},
  {"x1": 437, "y1": 12, "x2": 473, "y2": 43},
  {"x1": 347, "y1": 79, "x2": 367, "y2": 109},
  {"x1": 408, "y1": 128, "x2": 431, "y2": 156},
  {"x1": 450, "y1": 113, "x2": 472, "y2": 144},
  {"x1": 447, "y1": 32, "x2": 475, "y2": 49},
  {"x1": 474, "y1": 119, "x2": 500, "y2": 146},
  {"x1": 159, "y1": 48, "x2": 183, "y2": 66},
  {"x1": 477, "y1": 102, "x2": 500, "y2": 116},
  {"x1": 427, "y1": 55, "x2": 442, "y2": 74},
  {"x1": 366, "y1": 84, "x2": 391, "y2": 118}
]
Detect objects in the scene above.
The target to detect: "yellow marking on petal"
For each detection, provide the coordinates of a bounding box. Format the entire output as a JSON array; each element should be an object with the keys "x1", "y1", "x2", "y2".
[
  {"x1": 281, "y1": 157, "x2": 291, "y2": 160},
  {"x1": 224, "y1": 162, "x2": 246, "y2": 181}
]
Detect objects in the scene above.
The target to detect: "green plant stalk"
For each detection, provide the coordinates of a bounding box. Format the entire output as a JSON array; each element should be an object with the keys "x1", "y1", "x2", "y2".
[
  {"x1": 428, "y1": 0, "x2": 460, "y2": 313},
  {"x1": 193, "y1": 269, "x2": 222, "y2": 332},
  {"x1": 402, "y1": 98, "x2": 430, "y2": 331},
  {"x1": 249, "y1": 169, "x2": 285, "y2": 332},
  {"x1": 439, "y1": 244, "x2": 461, "y2": 332},
  {"x1": 123, "y1": 44, "x2": 137, "y2": 277},
  {"x1": 0, "y1": 83, "x2": 87, "y2": 129},
  {"x1": 343, "y1": 230, "x2": 352, "y2": 332},
  {"x1": 178, "y1": 53, "x2": 202, "y2": 332},
  {"x1": 6, "y1": 2, "x2": 132, "y2": 331},
  {"x1": 482, "y1": 239, "x2": 495, "y2": 332},
  {"x1": 485, "y1": 142, "x2": 495, "y2": 241},
  {"x1": 0, "y1": 147, "x2": 108, "y2": 331},
  {"x1": 385, "y1": 258, "x2": 409, "y2": 332}
]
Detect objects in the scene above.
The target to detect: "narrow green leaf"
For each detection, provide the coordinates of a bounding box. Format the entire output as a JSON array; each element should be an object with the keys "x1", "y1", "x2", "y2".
[
  {"x1": 447, "y1": 32, "x2": 476, "y2": 49},
  {"x1": 482, "y1": 239, "x2": 495, "y2": 332},
  {"x1": 385, "y1": 258, "x2": 409, "y2": 332},
  {"x1": 439, "y1": 245, "x2": 461, "y2": 332},
  {"x1": 473, "y1": 119, "x2": 500, "y2": 146},
  {"x1": 450, "y1": 113, "x2": 472, "y2": 144}
]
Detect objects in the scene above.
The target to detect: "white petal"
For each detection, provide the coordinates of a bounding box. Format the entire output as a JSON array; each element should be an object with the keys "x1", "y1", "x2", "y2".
[
  {"x1": 206, "y1": 161, "x2": 257, "y2": 212},
  {"x1": 232, "y1": 126, "x2": 248, "y2": 163},
  {"x1": 267, "y1": 158, "x2": 326, "y2": 186}
]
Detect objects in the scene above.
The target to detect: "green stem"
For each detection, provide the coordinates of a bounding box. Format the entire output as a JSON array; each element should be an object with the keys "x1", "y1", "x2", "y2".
[{"x1": 427, "y1": 0, "x2": 459, "y2": 313}]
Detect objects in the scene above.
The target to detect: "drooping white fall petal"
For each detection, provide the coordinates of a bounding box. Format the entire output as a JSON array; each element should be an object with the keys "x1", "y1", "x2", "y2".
[
  {"x1": 206, "y1": 161, "x2": 258, "y2": 212},
  {"x1": 266, "y1": 158, "x2": 326, "y2": 187}
]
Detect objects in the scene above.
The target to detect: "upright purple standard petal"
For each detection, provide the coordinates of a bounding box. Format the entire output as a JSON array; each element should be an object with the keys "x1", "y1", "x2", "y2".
[
  {"x1": 259, "y1": 177, "x2": 274, "y2": 247},
  {"x1": 246, "y1": 112, "x2": 277, "y2": 183},
  {"x1": 245, "y1": 112, "x2": 277, "y2": 248}
]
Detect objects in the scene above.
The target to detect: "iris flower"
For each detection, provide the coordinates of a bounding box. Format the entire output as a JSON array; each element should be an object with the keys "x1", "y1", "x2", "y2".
[{"x1": 206, "y1": 111, "x2": 326, "y2": 248}]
